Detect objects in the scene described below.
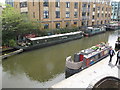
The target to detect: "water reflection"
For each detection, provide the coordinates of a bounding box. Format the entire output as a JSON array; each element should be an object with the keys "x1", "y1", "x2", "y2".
[{"x1": 2, "y1": 31, "x2": 119, "y2": 88}]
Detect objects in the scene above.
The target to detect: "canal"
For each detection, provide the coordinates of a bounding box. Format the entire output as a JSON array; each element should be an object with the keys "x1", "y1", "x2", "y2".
[{"x1": 2, "y1": 30, "x2": 119, "y2": 88}]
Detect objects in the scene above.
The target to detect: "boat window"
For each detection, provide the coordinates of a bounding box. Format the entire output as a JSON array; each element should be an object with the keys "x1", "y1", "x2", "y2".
[
  {"x1": 98, "y1": 53, "x2": 101, "y2": 59},
  {"x1": 95, "y1": 54, "x2": 99, "y2": 60},
  {"x1": 88, "y1": 29, "x2": 92, "y2": 32},
  {"x1": 89, "y1": 56, "x2": 95, "y2": 64}
]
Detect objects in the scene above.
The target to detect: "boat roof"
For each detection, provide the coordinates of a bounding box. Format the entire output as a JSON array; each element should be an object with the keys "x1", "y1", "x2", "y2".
[
  {"x1": 28, "y1": 31, "x2": 82, "y2": 41},
  {"x1": 87, "y1": 27, "x2": 93, "y2": 29}
]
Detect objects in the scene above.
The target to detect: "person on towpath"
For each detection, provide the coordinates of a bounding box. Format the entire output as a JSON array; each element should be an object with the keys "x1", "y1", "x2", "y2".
[
  {"x1": 115, "y1": 50, "x2": 120, "y2": 66},
  {"x1": 108, "y1": 47, "x2": 115, "y2": 63}
]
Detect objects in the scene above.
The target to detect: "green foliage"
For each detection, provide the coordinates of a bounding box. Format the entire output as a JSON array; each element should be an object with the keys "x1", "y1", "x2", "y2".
[
  {"x1": 2, "y1": 5, "x2": 80, "y2": 47},
  {"x1": 48, "y1": 27, "x2": 79, "y2": 35},
  {"x1": 9, "y1": 39, "x2": 16, "y2": 47},
  {"x1": 2, "y1": 5, "x2": 41, "y2": 47}
]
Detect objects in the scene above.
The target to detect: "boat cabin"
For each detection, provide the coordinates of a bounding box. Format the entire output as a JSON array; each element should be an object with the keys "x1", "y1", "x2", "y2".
[{"x1": 23, "y1": 31, "x2": 83, "y2": 47}]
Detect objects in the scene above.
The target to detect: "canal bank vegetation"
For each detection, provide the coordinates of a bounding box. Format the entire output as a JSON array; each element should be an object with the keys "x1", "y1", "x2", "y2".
[
  {"x1": 2, "y1": 5, "x2": 80, "y2": 48},
  {"x1": 2, "y1": 5, "x2": 41, "y2": 47}
]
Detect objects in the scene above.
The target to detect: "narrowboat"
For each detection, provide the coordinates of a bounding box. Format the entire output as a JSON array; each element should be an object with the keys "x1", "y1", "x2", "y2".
[
  {"x1": 16, "y1": 31, "x2": 83, "y2": 51},
  {"x1": 115, "y1": 36, "x2": 120, "y2": 51},
  {"x1": 106, "y1": 22, "x2": 120, "y2": 31},
  {"x1": 65, "y1": 42, "x2": 111, "y2": 78},
  {"x1": 83, "y1": 26, "x2": 106, "y2": 37}
]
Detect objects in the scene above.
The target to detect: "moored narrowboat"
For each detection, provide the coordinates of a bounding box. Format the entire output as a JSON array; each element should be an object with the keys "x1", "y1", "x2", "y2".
[
  {"x1": 83, "y1": 26, "x2": 106, "y2": 37},
  {"x1": 106, "y1": 24, "x2": 119, "y2": 30},
  {"x1": 106, "y1": 21, "x2": 120, "y2": 31},
  {"x1": 16, "y1": 31, "x2": 83, "y2": 51},
  {"x1": 65, "y1": 42, "x2": 111, "y2": 78}
]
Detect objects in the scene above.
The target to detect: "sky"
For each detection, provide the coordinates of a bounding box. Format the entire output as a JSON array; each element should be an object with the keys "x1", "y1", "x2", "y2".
[{"x1": 0, "y1": 0, "x2": 5, "y2": 4}]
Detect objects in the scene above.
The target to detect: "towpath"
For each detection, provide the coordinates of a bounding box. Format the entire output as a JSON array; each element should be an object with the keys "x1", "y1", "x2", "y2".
[{"x1": 51, "y1": 52, "x2": 120, "y2": 88}]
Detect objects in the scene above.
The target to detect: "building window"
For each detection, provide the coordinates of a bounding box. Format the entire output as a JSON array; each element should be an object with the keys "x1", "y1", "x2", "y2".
[
  {"x1": 97, "y1": 13, "x2": 100, "y2": 17},
  {"x1": 33, "y1": 0, "x2": 34, "y2": 6},
  {"x1": 43, "y1": 0, "x2": 49, "y2": 7},
  {"x1": 74, "y1": 22, "x2": 77, "y2": 25},
  {"x1": 74, "y1": 2, "x2": 78, "y2": 9},
  {"x1": 87, "y1": 21, "x2": 89, "y2": 26},
  {"x1": 44, "y1": 24, "x2": 49, "y2": 29},
  {"x1": 82, "y1": 12, "x2": 86, "y2": 16},
  {"x1": 20, "y1": 2, "x2": 27, "y2": 8},
  {"x1": 43, "y1": 11, "x2": 49, "y2": 18},
  {"x1": 97, "y1": 21, "x2": 99, "y2": 24},
  {"x1": 92, "y1": 22, "x2": 94, "y2": 26},
  {"x1": 102, "y1": 7, "x2": 104, "y2": 11},
  {"x1": 111, "y1": 13, "x2": 113, "y2": 16},
  {"x1": 56, "y1": 11, "x2": 60, "y2": 18},
  {"x1": 101, "y1": 21, "x2": 103, "y2": 24},
  {"x1": 106, "y1": 8, "x2": 107, "y2": 11},
  {"x1": 88, "y1": 4, "x2": 90, "y2": 8},
  {"x1": 66, "y1": 2, "x2": 70, "y2": 8},
  {"x1": 55, "y1": 0, "x2": 60, "y2": 7},
  {"x1": 87, "y1": 12, "x2": 89, "y2": 16},
  {"x1": 115, "y1": 7, "x2": 117, "y2": 9},
  {"x1": 92, "y1": 15, "x2": 94, "y2": 19},
  {"x1": 66, "y1": 12, "x2": 70, "y2": 18},
  {"x1": 66, "y1": 22, "x2": 69, "y2": 27},
  {"x1": 82, "y1": 21, "x2": 86, "y2": 26},
  {"x1": 105, "y1": 14, "x2": 107, "y2": 17},
  {"x1": 82, "y1": 4, "x2": 86, "y2": 7},
  {"x1": 33, "y1": 12, "x2": 35, "y2": 18},
  {"x1": 98, "y1": 7, "x2": 100, "y2": 10},
  {"x1": 104, "y1": 20, "x2": 106, "y2": 24},
  {"x1": 56, "y1": 23, "x2": 60, "y2": 29},
  {"x1": 74, "y1": 12, "x2": 78, "y2": 18},
  {"x1": 102, "y1": 14, "x2": 104, "y2": 17},
  {"x1": 93, "y1": 8, "x2": 95, "y2": 11}
]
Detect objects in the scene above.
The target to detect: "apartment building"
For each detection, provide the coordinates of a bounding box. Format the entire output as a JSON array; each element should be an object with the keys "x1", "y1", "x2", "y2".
[
  {"x1": 111, "y1": 1, "x2": 120, "y2": 21},
  {"x1": 14, "y1": 0, "x2": 112, "y2": 30}
]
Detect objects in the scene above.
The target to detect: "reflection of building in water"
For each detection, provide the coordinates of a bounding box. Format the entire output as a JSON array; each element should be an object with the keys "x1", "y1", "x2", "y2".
[{"x1": 14, "y1": 0, "x2": 111, "y2": 30}]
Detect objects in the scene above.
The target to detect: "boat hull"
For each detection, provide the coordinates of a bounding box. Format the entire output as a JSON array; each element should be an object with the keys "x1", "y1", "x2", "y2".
[
  {"x1": 16, "y1": 35, "x2": 83, "y2": 51},
  {"x1": 65, "y1": 43, "x2": 110, "y2": 78},
  {"x1": 84, "y1": 30, "x2": 106, "y2": 37}
]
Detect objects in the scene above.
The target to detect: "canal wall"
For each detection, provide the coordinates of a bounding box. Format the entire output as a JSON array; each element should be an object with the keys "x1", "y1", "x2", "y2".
[{"x1": 51, "y1": 52, "x2": 120, "y2": 88}]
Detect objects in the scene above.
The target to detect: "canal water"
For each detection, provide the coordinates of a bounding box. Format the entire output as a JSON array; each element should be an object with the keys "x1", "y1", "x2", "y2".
[{"x1": 2, "y1": 30, "x2": 119, "y2": 88}]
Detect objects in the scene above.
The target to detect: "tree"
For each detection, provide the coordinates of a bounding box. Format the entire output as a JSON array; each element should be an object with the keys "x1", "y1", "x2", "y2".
[{"x1": 2, "y1": 5, "x2": 41, "y2": 46}]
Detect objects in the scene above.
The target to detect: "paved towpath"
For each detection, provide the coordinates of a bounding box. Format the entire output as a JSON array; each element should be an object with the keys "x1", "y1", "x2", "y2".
[{"x1": 51, "y1": 52, "x2": 120, "y2": 88}]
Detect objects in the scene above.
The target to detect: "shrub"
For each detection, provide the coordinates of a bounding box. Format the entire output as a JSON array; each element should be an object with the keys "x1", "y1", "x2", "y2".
[{"x1": 9, "y1": 39, "x2": 16, "y2": 47}]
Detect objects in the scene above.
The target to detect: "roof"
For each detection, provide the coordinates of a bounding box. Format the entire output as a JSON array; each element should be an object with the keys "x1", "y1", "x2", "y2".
[{"x1": 28, "y1": 31, "x2": 82, "y2": 41}]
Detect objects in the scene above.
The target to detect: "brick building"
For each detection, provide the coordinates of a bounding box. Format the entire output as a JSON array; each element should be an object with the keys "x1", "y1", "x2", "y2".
[{"x1": 14, "y1": 0, "x2": 112, "y2": 30}]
